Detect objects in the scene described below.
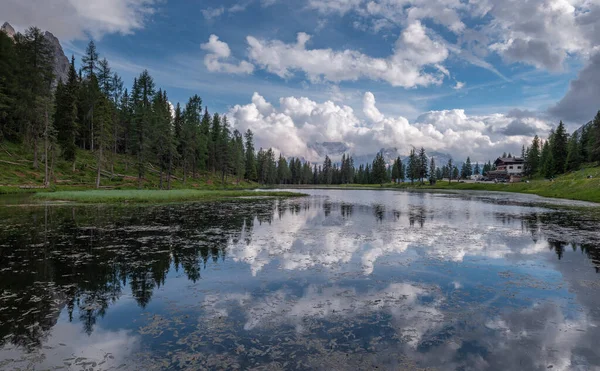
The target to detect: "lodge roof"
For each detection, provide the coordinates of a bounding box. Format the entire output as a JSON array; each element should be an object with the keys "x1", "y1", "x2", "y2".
[{"x1": 495, "y1": 157, "x2": 525, "y2": 164}]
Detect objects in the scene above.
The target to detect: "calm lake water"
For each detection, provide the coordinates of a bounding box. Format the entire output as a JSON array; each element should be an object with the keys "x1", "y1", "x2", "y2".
[{"x1": 1, "y1": 189, "x2": 600, "y2": 370}]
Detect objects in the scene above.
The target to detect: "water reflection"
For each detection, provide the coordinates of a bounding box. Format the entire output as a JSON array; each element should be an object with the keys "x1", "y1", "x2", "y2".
[{"x1": 0, "y1": 190, "x2": 600, "y2": 370}]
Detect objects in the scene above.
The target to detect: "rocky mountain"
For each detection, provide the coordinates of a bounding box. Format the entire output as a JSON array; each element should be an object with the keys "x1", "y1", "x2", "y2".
[
  {"x1": 1, "y1": 22, "x2": 15, "y2": 39},
  {"x1": 44, "y1": 31, "x2": 70, "y2": 85},
  {"x1": 1, "y1": 22, "x2": 69, "y2": 85},
  {"x1": 574, "y1": 120, "x2": 593, "y2": 138},
  {"x1": 354, "y1": 148, "x2": 462, "y2": 169},
  {"x1": 308, "y1": 142, "x2": 350, "y2": 158}
]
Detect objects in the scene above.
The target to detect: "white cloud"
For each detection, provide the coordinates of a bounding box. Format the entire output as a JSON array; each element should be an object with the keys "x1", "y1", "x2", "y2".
[
  {"x1": 306, "y1": 0, "x2": 600, "y2": 75},
  {"x1": 201, "y1": 34, "x2": 254, "y2": 74},
  {"x1": 201, "y1": 2, "x2": 253, "y2": 20},
  {"x1": 247, "y1": 21, "x2": 449, "y2": 88},
  {"x1": 201, "y1": 7, "x2": 225, "y2": 20},
  {"x1": 307, "y1": 0, "x2": 364, "y2": 15},
  {"x1": 0, "y1": 0, "x2": 156, "y2": 39},
  {"x1": 229, "y1": 91, "x2": 549, "y2": 163},
  {"x1": 453, "y1": 81, "x2": 465, "y2": 90}
]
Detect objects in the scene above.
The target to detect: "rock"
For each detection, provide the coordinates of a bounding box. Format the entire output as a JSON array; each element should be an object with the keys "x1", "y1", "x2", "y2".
[
  {"x1": 1, "y1": 22, "x2": 15, "y2": 39},
  {"x1": 43, "y1": 31, "x2": 70, "y2": 85}
]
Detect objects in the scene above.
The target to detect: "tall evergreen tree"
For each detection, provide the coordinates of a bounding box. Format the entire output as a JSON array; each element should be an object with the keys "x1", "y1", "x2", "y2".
[
  {"x1": 565, "y1": 131, "x2": 582, "y2": 172},
  {"x1": 429, "y1": 157, "x2": 436, "y2": 185},
  {"x1": 0, "y1": 30, "x2": 18, "y2": 141},
  {"x1": 131, "y1": 70, "x2": 155, "y2": 187},
  {"x1": 372, "y1": 152, "x2": 387, "y2": 185},
  {"x1": 407, "y1": 149, "x2": 418, "y2": 184},
  {"x1": 528, "y1": 135, "x2": 541, "y2": 177},
  {"x1": 54, "y1": 56, "x2": 78, "y2": 162},
  {"x1": 14, "y1": 27, "x2": 55, "y2": 170},
  {"x1": 244, "y1": 129, "x2": 257, "y2": 181},
  {"x1": 551, "y1": 121, "x2": 568, "y2": 175},
  {"x1": 418, "y1": 147, "x2": 428, "y2": 184},
  {"x1": 232, "y1": 129, "x2": 245, "y2": 184},
  {"x1": 591, "y1": 111, "x2": 600, "y2": 162}
]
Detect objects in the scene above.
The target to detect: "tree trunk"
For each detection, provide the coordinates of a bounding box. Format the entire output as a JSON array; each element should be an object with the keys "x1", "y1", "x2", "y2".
[
  {"x1": 44, "y1": 109, "x2": 49, "y2": 187},
  {"x1": 33, "y1": 137, "x2": 39, "y2": 169},
  {"x1": 96, "y1": 143, "x2": 102, "y2": 189},
  {"x1": 50, "y1": 143, "x2": 56, "y2": 184},
  {"x1": 112, "y1": 114, "x2": 117, "y2": 176},
  {"x1": 90, "y1": 105, "x2": 94, "y2": 152},
  {"x1": 168, "y1": 150, "x2": 172, "y2": 190},
  {"x1": 159, "y1": 165, "x2": 163, "y2": 190},
  {"x1": 183, "y1": 160, "x2": 187, "y2": 186}
]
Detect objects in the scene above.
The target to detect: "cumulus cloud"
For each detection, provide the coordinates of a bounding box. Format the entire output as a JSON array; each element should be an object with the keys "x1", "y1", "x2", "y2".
[
  {"x1": 201, "y1": 34, "x2": 254, "y2": 74},
  {"x1": 246, "y1": 21, "x2": 449, "y2": 88},
  {"x1": 229, "y1": 91, "x2": 549, "y2": 163},
  {"x1": 306, "y1": 0, "x2": 600, "y2": 75},
  {"x1": 480, "y1": 0, "x2": 592, "y2": 71},
  {"x1": 0, "y1": 0, "x2": 156, "y2": 39}
]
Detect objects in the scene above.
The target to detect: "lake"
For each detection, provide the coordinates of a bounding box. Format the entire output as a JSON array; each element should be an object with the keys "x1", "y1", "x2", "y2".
[{"x1": 1, "y1": 189, "x2": 600, "y2": 370}]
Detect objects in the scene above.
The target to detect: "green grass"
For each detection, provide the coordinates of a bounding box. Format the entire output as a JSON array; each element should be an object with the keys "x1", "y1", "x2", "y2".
[
  {"x1": 33, "y1": 189, "x2": 306, "y2": 203},
  {"x1": 422, "y1": 167, "x2": 600, "y2": 203},
  {"x1": 0, "y1": 141, "x2": 261, "y2": 192}
]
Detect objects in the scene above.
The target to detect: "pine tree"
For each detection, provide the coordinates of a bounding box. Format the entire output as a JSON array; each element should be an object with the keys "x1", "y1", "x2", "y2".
[
  {"x1": 97, "y1": 58, "x2": 112, "y2": 97},
  {"x1": 407, "y1": 149, "x2": 418, "y2": 184},
  {"x1": 552, "y1": 121, "x2": 568, "y2": 175},
  {"x1": 391, "y1": 157, "x2": 400, "y2": 183},
  {"x1": 232, "y1": 129, "x2": 245, "y2": 184},
  {"x1": 372, "y1": 152, "x2": 387, "y2": 185},
  {"x1": 528, "y1": 135, "x2": 541, "y2": 177},
  {"x1": 81, "y1": 40, "x2": 99, "y2": 77},
  {"x1": 474, "y1": 162, "x2": 480, "y2": 175},
  {"x1": 565, "y1": 131, "x2": 582, "y2": 172},
  {"x1": 0, "y1": 30, "x2": 18, "y2": 141},
  {"x1": 14, "y1": 27, "x2": 55, "y2": 170},
  {"x1": 447, "y1": 158, "x2": 453, "y2": 183},
  {"x1": 131, "y1": 70, "x2": 155, "y2": 187},
  {"x1": 429, "y1": 157, "x2": 436, "y2": 185},
  {"x1": 541, "y1": 139, "x2": 554, "y2": 178},
  {"x1": 245, "y1": 129, "x2": 257, "y2": 181},
  {"x1": 465, "y1": 157, "x2": 472, "y2": 178},
  {"x1": 277, "y1": 154, "x2": 290, "y2": 184},
  {"x1": 219, "y1": 116, "x2": 232, "y2": 184},
  {"x1": 54, "y1": 55, "x2": 79, "y2": 162},
  {"x1": 418, "y1": 147, "x2": 428, "y2": 184},
  {"x1": 591, "y1": 111, "x2": 600, "y2": 162},
  {"x1": 452, "y1": 166, "x2": 459, "y2": 180}
]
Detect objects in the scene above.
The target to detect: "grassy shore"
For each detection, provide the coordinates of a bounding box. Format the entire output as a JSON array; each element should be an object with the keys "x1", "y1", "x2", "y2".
[
  {"x1": 34, "y1": 189, "x2": 306, "y2": 203},
  {"x1": 0, "y1": 141, "x2": 260, "y2": 193},
  {"x1": 281, "y1": 165, "x2": 600, "y2": 204}
]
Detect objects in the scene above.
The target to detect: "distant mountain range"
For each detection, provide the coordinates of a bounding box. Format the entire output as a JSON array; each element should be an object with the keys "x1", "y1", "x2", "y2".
[{"x1": 306, "y1": 141, "x2": 463, "y2": 168}]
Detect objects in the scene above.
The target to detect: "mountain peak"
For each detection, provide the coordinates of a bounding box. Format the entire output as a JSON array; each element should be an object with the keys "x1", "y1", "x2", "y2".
[{"x1": 1, "y1": 22, "x2": 15, "y2": 39}]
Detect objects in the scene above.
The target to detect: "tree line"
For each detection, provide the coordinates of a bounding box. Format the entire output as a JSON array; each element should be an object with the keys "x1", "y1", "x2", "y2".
[
  {"x1": 0, "y1": 28, "x2": 262, "y2": 189},
  {"x1": 521, "y1": 118, "x2": 600, "y2": 179},
  {"x1": 3, "y1": 27, "x2": 600, "y2": 189}
]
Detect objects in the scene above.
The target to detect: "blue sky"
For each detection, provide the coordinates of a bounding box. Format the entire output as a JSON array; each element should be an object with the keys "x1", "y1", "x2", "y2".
[{"x1": 2, "y1": 0, "x2": 599, "y2": 162}]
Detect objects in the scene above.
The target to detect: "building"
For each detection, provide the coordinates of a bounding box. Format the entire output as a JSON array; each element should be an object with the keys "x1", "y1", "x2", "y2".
[{"x1": 487, "y1": 157, "x2": 525, "y2": 181}]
